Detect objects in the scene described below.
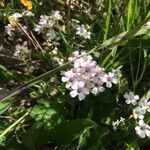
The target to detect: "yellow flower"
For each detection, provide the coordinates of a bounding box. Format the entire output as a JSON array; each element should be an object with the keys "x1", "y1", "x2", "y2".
[
  {"x1": 8, "y1": 17, "x2": 18, "y2": 27},
  {"x1": 19, "y1": 0, "x2": 32, "y2": 10}
]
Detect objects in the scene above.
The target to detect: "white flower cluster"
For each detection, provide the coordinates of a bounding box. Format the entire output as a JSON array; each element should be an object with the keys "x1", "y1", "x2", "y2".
[
  {"x1": 5, "y1": 11, "x2": 34, "y2": 36},
  {"x1": 62, "y1": 51, "x2": 121, "y2": 100},
  {"x1": 96, "y1": 0, "x2": 104, "y2": 11},
  {"x1": 66, "y1": 0, "x2": 79, "y2": 9},
  {"x1": 34, "y1": 10, "x2": 62, "y2": 34},
  {"x1": 10, "y1": 11, "x2": 34, "y2": 19},
  {"x1": 13, "y1": 41, "x2": 30, "y2": 61},
  {"x1": 50, "y1": 47, "x2": 64, "y2": 66},
  {"x1": 34, "y1": 15, "x2": 54, "y2": 34},
  {"x1": 124, "y1": 91, "x2": 150, "y2": 138},
  {"x1": 76, "y1": 24, "x2": 91, "y2": 39},
  {"x1": 112, "y1": 117, "x2": 125, "y2": 131}
]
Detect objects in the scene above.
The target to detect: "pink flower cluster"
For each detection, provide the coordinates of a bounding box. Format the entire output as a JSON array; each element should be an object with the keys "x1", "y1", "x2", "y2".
[{"x1": 62, "y1": 51, "x2": 121, "y2": 100}]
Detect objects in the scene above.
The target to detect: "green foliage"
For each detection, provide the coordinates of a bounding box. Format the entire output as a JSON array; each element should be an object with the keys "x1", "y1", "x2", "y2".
[
  {"x1": 0, "y1": 0, "x2": 149, "y2": 149},
  {"x1": 0, "y1": 100, "x2": 12, "y2": 115}
]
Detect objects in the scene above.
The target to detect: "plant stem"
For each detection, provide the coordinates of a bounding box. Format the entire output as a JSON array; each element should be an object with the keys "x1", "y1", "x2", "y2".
[{"x1": 0, "y1": 112, "x2": 28, "y2": 139}]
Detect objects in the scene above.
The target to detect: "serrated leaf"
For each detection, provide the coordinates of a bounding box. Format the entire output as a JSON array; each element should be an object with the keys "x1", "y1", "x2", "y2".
[{"x1": 29, "y1": 100, "x2": 67, "y2": 122}]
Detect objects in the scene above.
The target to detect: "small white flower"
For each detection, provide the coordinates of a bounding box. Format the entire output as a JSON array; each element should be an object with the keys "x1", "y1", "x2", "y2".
[
  {"x1": 112, "y1": 125, "x2": 117, "y2": 131},
  {"x1": 146, "y1": 21, "x2": 150, "y2": 29},
  {"x1": 147, "y1": 103, "x2": 150, "y2": 113},
  {"x1": 9, "y1": 12, "x2": 22, "y2": 20},
  {"x1": 22, "y1": 10, "x2": 34, "y2": 17},
  {"x1": 5, "y1": 23, "x2": 27, "y2": 36},
  {"x1": 102, "y1": 72, "x2": 117, "y2": 88},
  {"x1": 76, "y1": 24, "x2": 91, "y2": 39},
  {"x1": 62, "y1": 70, "x2": 77, "y2": 88},
  {"x1": 138, "y1": 98, "x2": 150, "y2": 110},
  {"x1": 91, "y1": 78, "x2": 104, "y2": 95},
  {"x1": 34, "y1": 15, "x2": 54, "y2": 34},
  {"x1": 46, "y1": 30, "x2": 57, "y2": 41},
  {"x1": 66, "y1": 0, "x2": 79, "y2": 9},
  {"x1": 135, "y1": 120, "x2": 150, "y2": 138},
  {"x1": 124, "y1": 91, "x2": 139, "y2": 105},
  {"x1": 138, "y1": 98, "x2": 150, "y2": 113},
  {"x1": 112, "y1": 117, "x2": 125, "y2": 131},
  {"x1": 13, "y1": 41, "x2": 30, "y2": 61},
  {"x1": 51, "y1": 10, "x2": 62, "y2": 20},
  {"x1": 133, "y1": 106, "x2": 146, "y2": 120},
  {"x1": 112, "y1": 69, "x2": 122, "y2": 78},
  {"x1": 112, "y1": 119, "x2": 120, "y2": 131},
  {"x1": 53, "y1": 56, "x2": 64, "y2": 66},
  {"x1": 70, "y1": 81, "x2": 89, "y2": 101},
  {"x1": 120, "y1": 117, "x2": 125, "y2": 124},
  {"x1": 112, "y1": 121, "x2": 118, "y2": 131},
  {"x1": 5, "y1": 24, "x2": 15, "y2": 36}
]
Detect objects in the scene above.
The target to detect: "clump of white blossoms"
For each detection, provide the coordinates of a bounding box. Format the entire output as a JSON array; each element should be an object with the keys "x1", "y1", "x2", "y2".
[
  {"x1": 124, "y1": 91, "x2": 150, "y2": 138},
  {"x1": 112, "y1": 117, "x2": 125, "y2": 131},
  {"x1": 34, "y1": 15, "x2": 54, "y2": 34},
  {"x1": 34, "y1": 10, "x2": 62, "y2": 34},
  {"x1": 50, "y1": 47, "x2": 64, "y2": 66},
  {"x1": 13, "y1": 41, "x2": 30, "y2": 61},
  {"x1": 5, "y1": 11, "x2": 33, "y2": 37},
  {"x1": 34, "y1": 10, "x2": 62, "y2": 42},
  {"x1": 5, "y1": 12, "x2": 22, "y2": 36},
  {"x1": 76, "y1": 24, "x2": 91, "y2": 39},
  {"x1": 62, "y1": 51, "x2": 121, "y2": 100}
]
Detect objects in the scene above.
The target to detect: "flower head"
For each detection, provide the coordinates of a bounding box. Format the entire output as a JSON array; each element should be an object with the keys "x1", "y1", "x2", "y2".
[
  {"x1": 20, "y1": 0, "x2": 32, "y2": 10},
  {"x1": 70, "y1": 81, "x2": 89, "y2": 101},
  {"x1": 76, "y1": 24, "x2": 91, "y2": 39},
  {"x1": 51, "y1": 10, "x2": 62, "y2": 20},
  {"x1": 124, "y1": 91, "x2": 139, "y2": 105},
  {"x1": 133, "y1": 106, "x2": 146, "y2": 120},
  {"x1": 34, "y1": 15, "x2": 54, "y2": 34},
  {"x1": 62, "y1": 51, "x2": 121, "y2": 100},
  {"x1": 138, "y1": 98, "x2": 150, "y2": 111},
  {"x1": 146, "y1": 21, "x2": 150, "y2": 29},
  {"x1": 135, "y1": 120, "x2": 150, "y2": 138},
  {"x1": 102, "y1": 72, "x2": 117, "y2": 88}
]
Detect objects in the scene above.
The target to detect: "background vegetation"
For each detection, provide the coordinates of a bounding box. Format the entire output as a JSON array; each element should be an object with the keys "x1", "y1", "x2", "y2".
[{"x1": 0, "y1": 0, "x2": 150, "y2": 149}]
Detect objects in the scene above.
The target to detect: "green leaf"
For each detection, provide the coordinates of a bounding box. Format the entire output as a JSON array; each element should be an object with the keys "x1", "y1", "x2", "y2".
[
  {"x1": 50, "y1": 119, "x2": 97, "y2": 150},
  {"x1": 103, "y1": 0, "x2": 112, "y2": 41},
  {"x1": 29, "y1": 105, "x2": 56, "y2": 121},
  {"x1": 59, "y1": 31, "x2": 73, "y2": 52},
  {"x1": 29, "y1": 100, "x2": 67, "y2": 122}
]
